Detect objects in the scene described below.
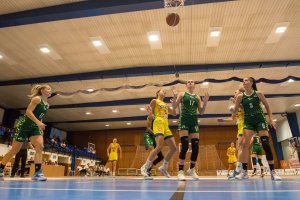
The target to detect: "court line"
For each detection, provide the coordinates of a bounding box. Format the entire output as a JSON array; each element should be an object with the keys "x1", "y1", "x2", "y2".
[{"x1": 0, "y1": 187, "x2": 300, "y2": 193}]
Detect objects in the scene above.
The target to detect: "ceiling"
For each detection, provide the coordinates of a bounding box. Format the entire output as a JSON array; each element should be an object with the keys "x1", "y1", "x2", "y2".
[{"x1": 0, "y1": 0, "x2": 299, "y2": 132}]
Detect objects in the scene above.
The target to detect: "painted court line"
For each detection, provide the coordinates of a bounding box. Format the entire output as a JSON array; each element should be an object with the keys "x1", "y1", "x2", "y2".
[{"x1": 1, "y1": 187, "x2": 300, "y2": 193}]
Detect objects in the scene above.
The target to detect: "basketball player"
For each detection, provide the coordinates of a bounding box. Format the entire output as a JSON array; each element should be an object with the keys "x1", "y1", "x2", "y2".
[
  {"x1": 143, "y1": 115, "x2": 164, "y2": 178},
  {"x1": 229, "y1": 77, "x2": 281, "y2": 181},
  {"x1": 0, "y1": 85, "x2": 52, "y2": 181},
  {"x1": 141, "y1": 88, "x2": 177, "y2": 178},
  {"x1": 250, "y1": 133, "x2": 265, "y2": 177},
  {"x1": 227, "y1": 142, "x2": 237, "y2": 176},
  {"x1": 218, "y1": 87, "x2": 245, "y2": 151},
  {"x1": 107, "y1": 138, "x2": 122, "y2": 177},
  {"x1": 171, "y1": 80, "x2": 209, "y2": 180}
]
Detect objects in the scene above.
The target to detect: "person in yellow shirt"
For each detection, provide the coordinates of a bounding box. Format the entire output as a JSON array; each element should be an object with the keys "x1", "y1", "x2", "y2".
[
  {"x1": 107, "y1": 138, "x2": 122, "y2": 177},
  {"x1": 227, "y1": 142, "x2": 237, "y2": 176},
  {"x1": 140, "y1": 88, "x2": 177, "y2": 179}
]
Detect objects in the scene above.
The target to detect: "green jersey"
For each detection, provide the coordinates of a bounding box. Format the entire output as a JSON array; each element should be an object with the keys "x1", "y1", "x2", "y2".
[
  {"x1": 253, "y1": 135, "x2": 260, "y2": 145},
  {"x1": 241, "y1": 91, "x2": 263, "y2": 116},
  {"x1": 180, "y1": 92, "x2": 199, "y2": 116},
  {"x1": 23, "y1": 97, "x2": 49, "y2": 126}
]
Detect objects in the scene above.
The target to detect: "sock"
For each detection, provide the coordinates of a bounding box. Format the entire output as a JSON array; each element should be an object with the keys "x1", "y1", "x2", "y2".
[
  {"x1": 163, "y1": 160, "x2": 169, "y2": 168},
  {"x1": 179, "y1": 165, "x2": 184, "y2": 171},
  {"x1": 190, "y1": 162, "x2": 195, "y2": 169},
  {"x1": 242, "y1": 163, "x2": 248, "y2": 171},
  {"x1": 235, "y1": 162, "x2": 242, "y2": 173},
  {"x1": 269, "y1": 163, "x2": 274, "y2": 171},
  {"x1": 0, "y1": 163, "x2": 5, "y2": 169},
  {"x1": 145, "y1": 160, "x2": 152, "y2": 168},
  {"x1": 35, "y1": 163, "x2": 42, "y2": 173}
]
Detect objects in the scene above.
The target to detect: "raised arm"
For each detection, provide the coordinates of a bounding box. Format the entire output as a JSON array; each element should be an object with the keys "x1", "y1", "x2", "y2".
[
  {"x1": 231, "y1": 94, "x2": 243, "y2": 115},
  {"x1": 198, "y1": 92, "x2": 209, "y2": 114}
]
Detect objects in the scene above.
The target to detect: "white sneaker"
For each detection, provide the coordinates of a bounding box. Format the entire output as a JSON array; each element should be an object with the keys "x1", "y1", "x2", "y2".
[
  {"x1": 251, "y1": 171, "x2": 257, "y2": 177},
  {"x1": 187, "y1": 168, "x2": 199, "y2": 180},
  {"x1": 144, "y1": 176, "x2": 153, "y2": 180},
  {"x1": 228, "y1": 170, "x2": 240, "y2": 180},
  {"x1": 271, "y1": 170, "x2": 282, "y2": 181},
  {"x1": 159, "y1": 166, "x2": 170, "y2": 178},
  {"x1": 140, "y1": 164, "x2": 149, "y2": 177},
  {"x1": 32, "y1": 170, "x2": 47, "y2": 181},
  {"x1": 236, "y1": 170, "x2": 249, "y2": 180},
  {"x1": 177, "y1": 170, "x2": 186, "y2": 181}
]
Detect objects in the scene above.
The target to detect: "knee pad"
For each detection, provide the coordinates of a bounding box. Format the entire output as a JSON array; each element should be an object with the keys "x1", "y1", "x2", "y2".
[
  {"x1": 252, "y1": 157, "x2": 257, "y2": 165},
  {"x1": 190, "y1": 138, "x2": 199, "y2": 162},
  {"x1": 260, "y1": 136, "x2": 273, "y2": 161},
  {"x1": 179, "y1": 136, "x2": 189, "y2": 160},
  {"x1": 258, "y1": 158, "x2": 263, "y2": 166},
  {"x1": 153, "y1": 152, "x2": 164, "y2": 165}
]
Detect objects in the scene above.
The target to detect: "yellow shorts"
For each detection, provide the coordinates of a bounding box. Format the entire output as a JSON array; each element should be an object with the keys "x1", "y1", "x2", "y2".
[
  {"x1": 109, "y1": 152, "x2": 118, "y2": 161},
  {"x1": 228, "y1": 156, "x2": 237, "y2": 164},
  {"x1": 153, "y1": 117, "x2": 173, "y2": 139},
  {"x1": 236, "y1": 122, "x2": 244, "y2": 138}
]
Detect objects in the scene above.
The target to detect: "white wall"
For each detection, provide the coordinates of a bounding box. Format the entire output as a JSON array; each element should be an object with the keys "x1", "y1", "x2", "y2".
[{"x1": 276, "y1": 118, "x2": 293, "y2": 142}]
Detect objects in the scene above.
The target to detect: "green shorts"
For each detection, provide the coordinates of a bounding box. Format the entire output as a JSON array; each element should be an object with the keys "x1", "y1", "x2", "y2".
[
  {"x1": 144, "y1": 132, "x2": 156, "y2": 150},
  {"x1": 252, "y1": 144, "x2": 263, "y2": 155},
  {"x1": 13, "y1": 116, "x2": 43, "y2": 142},
  {"x1": 178, "y1": 115, "x2": 199, "y2": 133},
  {"x1": 244, "y1": 114, "x2": 269, "y2": 132}
]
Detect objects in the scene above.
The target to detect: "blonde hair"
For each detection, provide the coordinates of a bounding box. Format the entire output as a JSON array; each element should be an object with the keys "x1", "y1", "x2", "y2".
[{"x1": 28, "y1": 84, "x2": 50, "y2": 99}]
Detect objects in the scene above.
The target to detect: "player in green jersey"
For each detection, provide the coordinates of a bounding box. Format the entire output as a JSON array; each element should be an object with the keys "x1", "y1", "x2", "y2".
[
  {"x1": 172, "y1": 80, "x2": 209, "y2": 180},
  {"x1": 250, "y1": 133, "x2": 265, "y2": 177},
  {"x1": 229, "y1": 77, "x2": 281, "y2": 181},
  {"x1": 0, "y1": 85, "x2": 52, "y2": 181}
]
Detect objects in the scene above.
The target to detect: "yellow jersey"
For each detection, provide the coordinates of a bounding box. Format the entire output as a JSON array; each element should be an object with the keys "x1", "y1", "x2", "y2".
[{"x1": 154, "y1": 99, "x2": 168, "y2": 119}]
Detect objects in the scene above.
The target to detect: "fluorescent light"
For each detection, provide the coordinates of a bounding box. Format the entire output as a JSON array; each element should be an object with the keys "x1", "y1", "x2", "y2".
[
  {"x1": 202, "y1": 82, "x2": 209, "y2": 85},
  {"x1": 105, "y1": 124, "x2": 110, "y2": 127},
  {"x1": 0, "y1": 54, "x2": 3, "y2": 59},
  {"x1": 172, "y1": 120, "x2": 177, "y2": 123},
  {"x1": 198, "y1": 120, "x2": 201, "y2": 123},
  {"x1": 139, "y1": 107, "x2": 146, "y2": 111},
  {"x1": 287, "y1": 79, "x2": 294, "y2": 83},
  {"x1": 126, "y1": 122, "x2": 132, "y2": 125},
  {"x1": 295, "y1": 104, "x2": 300, "y2": 107},
  {"x1": 148, "y1": 34, "x2": 159, "y2": 42},
  {"x1": 275, "y1": 26, "x2": 287, "y2": 33},
  {"x1": 170, "y1": 106, "x2": 173, "y2": 109},
  {"x1": 40, "y1": 47, "x2": 50, "y2": 53},
  {"x1": 273, "y1": 119, "x2": 277, "y2": 122},
  {"x1": 87, "y1": 88, "x2": 95, "y2": 92},
  {"x1": 92, "y1": 40, "x2": 102, "y2": 47},
  {"x1": 85, "y1": 112, "x2": 92, "y2": 115},
  {"x1": 210, "y1": 31, "x2": 220, "y2": 37},
  {"x1": 112, "y1": 109, "x2": 118, "y2": 113}
]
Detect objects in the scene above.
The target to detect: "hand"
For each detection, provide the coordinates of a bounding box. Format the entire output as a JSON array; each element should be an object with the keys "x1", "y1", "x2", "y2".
[
  {"x1": 37, "y1": 122, "x2": 46, "y2": 131},
  {"x1": 269, "y1": 120, "x2": 276, "y2": 129},
  {"x1": 202, "y1": 92, "x2": 209, "y2": 103},
  {"x1": 171, "y1": 86, "x2": 178, "y2": 97},
  {"x1": 146, "y1": 105, "x2": 152, "y2": 115}
]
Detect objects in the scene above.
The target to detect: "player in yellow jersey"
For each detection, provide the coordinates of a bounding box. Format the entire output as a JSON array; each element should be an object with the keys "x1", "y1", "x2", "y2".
[
  {"x1": 141, "y1": 88, "x2": 177, "y2": 179},
  {"x1": 107, "y1": 138, "x2": 122, "y2": 177},
  {"x1": 227, "y1": 142, "x2": 237, "y2": 176},
  {"x1": 218, "y1": 87, "x2": 245, "y2": 151}
]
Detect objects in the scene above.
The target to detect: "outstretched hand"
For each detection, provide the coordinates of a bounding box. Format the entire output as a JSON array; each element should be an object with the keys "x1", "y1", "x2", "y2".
[{"x1": 202, "y1": 92, "x2": 209, "y2": 103}]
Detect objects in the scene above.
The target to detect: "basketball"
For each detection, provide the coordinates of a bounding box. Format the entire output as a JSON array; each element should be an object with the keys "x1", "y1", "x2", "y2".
[{"x1": 166, "y1": 13, "x2": 180, "y2": 26}]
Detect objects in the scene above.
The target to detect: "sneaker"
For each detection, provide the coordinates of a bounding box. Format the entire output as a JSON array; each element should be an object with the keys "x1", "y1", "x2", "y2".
[
  {"x1": 177, "y1": 170, "x2": 186, "y2": 181},
  {"x1": 271, "y1": 170, "x2": 282, "y2": 181},
  {"x1": 187, "y1": 168, "x2": 199, "y2": 180},
  {"x1": 260, "y1": 171, "x2": 266, "y2": 178},
  {"x1": 228, "y1": 170, "x2": 240, "y2": 180},
  {"x1": 236, "y1": 170, "x2": 249, "y2": 180},
  {"x1": 144, "y1": 175, "x2": 153, "y2": 180},
  {"x1": 159, "y1": 166, "x2": 170, "y2": 178},
  {"x1": 140, "y1": 164, "x2": 149, "y2": 177},
  {"x1": 251, "y1": 171, "x2": 257, "y2": 177},
  {"x1": 32, "y1": 170, "x2": 47, "y2": 181}
]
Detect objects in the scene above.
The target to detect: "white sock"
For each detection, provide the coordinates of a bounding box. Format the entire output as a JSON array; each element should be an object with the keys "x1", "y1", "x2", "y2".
[
  {"x1": 163, "y1": 160, "x2": 169, "y2": 168},
  {"x1": 235, "y1": 162, "x2": 242, "y2": 173},
  {"x1": 145, "y1": 160, "x2": 152, "y2": 168}
]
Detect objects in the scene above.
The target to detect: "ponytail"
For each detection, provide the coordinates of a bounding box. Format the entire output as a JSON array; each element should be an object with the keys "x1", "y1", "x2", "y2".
[
  {"x1": 28, "y1": 85, "x2": 49, "y2": 99},
  {"x1": 249, "y1": 77, "x2": 258, "y2": 91}
]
